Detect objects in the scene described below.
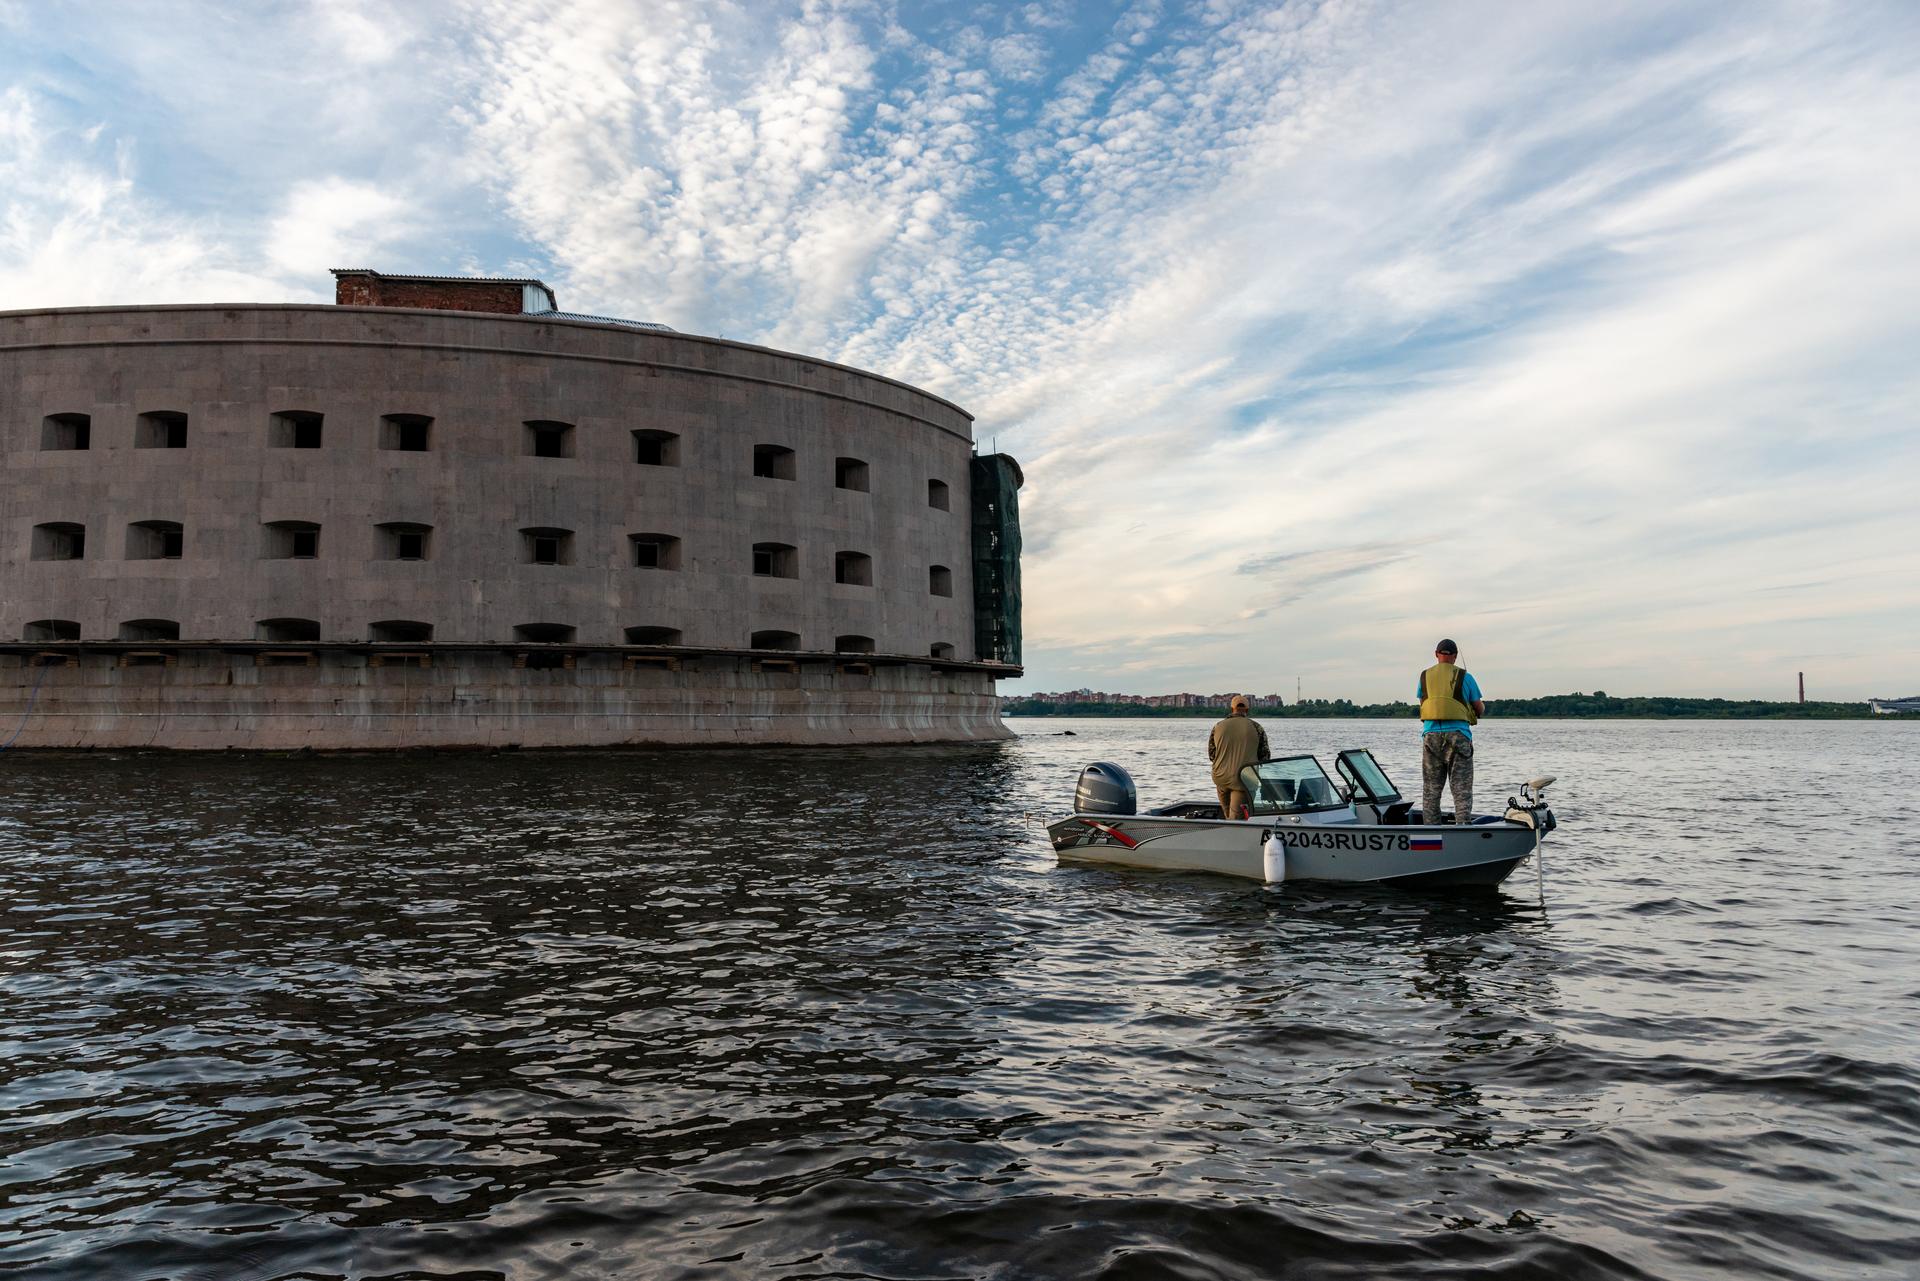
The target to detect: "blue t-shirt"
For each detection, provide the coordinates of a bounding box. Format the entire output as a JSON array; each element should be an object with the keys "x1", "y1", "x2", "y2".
[{"x1": 1418, "y1": 669, "x2": 1482, "y2": 738}]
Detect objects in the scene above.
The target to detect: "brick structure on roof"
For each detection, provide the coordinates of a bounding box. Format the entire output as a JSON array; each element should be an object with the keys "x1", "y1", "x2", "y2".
[{"x1": 331, "y1": 270, "x2": 553, "y2": 315}]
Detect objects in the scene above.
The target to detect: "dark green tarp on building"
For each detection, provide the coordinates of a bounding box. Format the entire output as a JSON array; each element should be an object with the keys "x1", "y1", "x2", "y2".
[{"x1": 969, "y1": 453, "x2": 1023, "y2": 666}]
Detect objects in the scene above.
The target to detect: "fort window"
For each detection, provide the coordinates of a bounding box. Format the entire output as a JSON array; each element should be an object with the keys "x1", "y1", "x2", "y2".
[
  {"x1": 521, "y1": 527, "x2": 574, "y2": 565},
  {"x1": 40, "y1": 413, "x2": 91, "y2": 451},
  {"x1": 834, "y1": 550, "x2": 872, "y2": 586},
  {"x1": 269, "y1": 410, "x2": 324, "y2": 449},
  {"x1": 835, "y1": 634, "x2": 875, "y2": 653},
  {"x1": 752, "y1": 443, "x2": 796, "y2": 480},
  {"x1": 31, "y1": 523, "x2": 86, "y2": 561},
  {"x1": 256, "y1": 617, "x2": 320, "y2": 642},
  {"x1": 928, "y1": 479, "x2": 950, "y2": 510},
  {"x1": 752, "y1": 541, "x2": 797, "y2": 578},
  {"x1": 378, "y1": 522, "x2": 432, "y2": 561},
  {"x1": 265, "y1": 521, "x2": 321, "y2": 559},
  {"x1": 929, "y1": 564, "x2": 953, "y2": 596},
  {"x1": 835, "y1": 457, "x2": 870, "y2": 492},
  {"x1": 119, "y1": 619, "x2": 181, "y2": 642},
  {"x1": 625, "y1": 626, "x2": 683, "y2": 645},
  {"x1": 514, "y1": 623, "x2": 576, "y2": 644},
  {"x1": 136, "y1": 411, "x2": 189, "y2": 449},
  {"x1": 930, "y1": 642, "x2": 956, "y2": 659},
  {"x1": 525, "y1": 419, "x2": 575, "y2": 458},
  {"x1": 23, "y1": 619, "x2": 81, "y2": 642},
  {"x1": 630, "y1": 533, "x2": 682, "y2": 570},
  {"x1": 750, "y1": 629, "x2": 801, "y2": 650},
  {"x1": 633, "y1": 429, "x2": 679, "y2": 466},
  {"x1": 369, "y1": 620, "x2": 434, "y2": 643},
  {"x1": 127, "y1": 520, "x2": 184, "y2": 560},
  {"x1": 380, "y1": 414, "x2": 433, "y2": 452}
]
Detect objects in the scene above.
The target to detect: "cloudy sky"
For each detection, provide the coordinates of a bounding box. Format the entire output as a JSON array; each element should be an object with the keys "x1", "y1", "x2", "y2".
[{"x1": 5, "y1": 0, "x2": 1916, "y2": 700}]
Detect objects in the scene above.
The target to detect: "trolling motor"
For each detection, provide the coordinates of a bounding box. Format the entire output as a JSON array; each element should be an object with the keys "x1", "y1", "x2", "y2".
[
  {"x1": 1505, "y1": 776, "x2": 1558, "y2": 830},
  {"x1": 1503, "y1": 776, "x2": 1558, "y2": 903}
]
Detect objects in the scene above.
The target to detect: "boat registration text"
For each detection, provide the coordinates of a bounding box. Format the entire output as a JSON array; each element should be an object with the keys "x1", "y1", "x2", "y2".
[{"x1": 1284, "y1": 831, "x2": 1426, "y2": 852}]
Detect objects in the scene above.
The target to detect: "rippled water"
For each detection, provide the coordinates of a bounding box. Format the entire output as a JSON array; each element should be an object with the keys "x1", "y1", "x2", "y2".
[{"x1": 2, "y1": 718, "x2": 1917, "y2": 1280}]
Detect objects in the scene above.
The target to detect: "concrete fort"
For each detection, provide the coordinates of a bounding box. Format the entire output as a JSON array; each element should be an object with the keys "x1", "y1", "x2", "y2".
[{"x1": 0, "y1": 277, "x2": 1022, "y2": 749}]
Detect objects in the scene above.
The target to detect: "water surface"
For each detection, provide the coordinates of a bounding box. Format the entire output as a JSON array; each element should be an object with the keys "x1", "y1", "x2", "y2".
[{"x1": 2, "y1": 719, "x2": 1916, "y2": 1279}]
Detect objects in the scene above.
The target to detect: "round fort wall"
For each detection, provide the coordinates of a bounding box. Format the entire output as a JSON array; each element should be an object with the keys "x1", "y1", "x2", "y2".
[{"x1": 0, "y1": 305, "x2": 1012, "y2": 748}]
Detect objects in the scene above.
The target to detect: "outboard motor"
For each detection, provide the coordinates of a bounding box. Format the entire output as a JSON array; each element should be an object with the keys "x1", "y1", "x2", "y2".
[{"x1": 1073, "y1": 762, "x2": 1137, "y2": 816}]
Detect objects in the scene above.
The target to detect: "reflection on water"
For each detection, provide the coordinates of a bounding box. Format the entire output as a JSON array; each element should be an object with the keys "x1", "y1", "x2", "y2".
[{"x1": 2, "y1": 719, "x2": 1918, "y2": 1279}]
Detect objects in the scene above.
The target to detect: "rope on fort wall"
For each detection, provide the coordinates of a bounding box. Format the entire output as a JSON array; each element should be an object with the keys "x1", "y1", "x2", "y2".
[{"x1": 0, "y1": 659, "x2": 57, "y2": 753}]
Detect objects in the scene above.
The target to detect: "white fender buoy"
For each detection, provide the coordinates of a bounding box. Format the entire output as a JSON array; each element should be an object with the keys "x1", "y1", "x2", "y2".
[{"x1": 1262, "y1": 828, "x2": 1288, "y2": 884}]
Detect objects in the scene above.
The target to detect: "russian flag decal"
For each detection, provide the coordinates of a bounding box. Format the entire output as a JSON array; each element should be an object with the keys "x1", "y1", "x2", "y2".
[{"x1": 1410, "y1": 837, "x2": 1443, "y2": 851}]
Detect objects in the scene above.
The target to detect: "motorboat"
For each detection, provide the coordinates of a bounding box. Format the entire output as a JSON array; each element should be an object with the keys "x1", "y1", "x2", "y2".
[{"x1": 1046, "y1": 749, "x2": 1557, "y2": 888}]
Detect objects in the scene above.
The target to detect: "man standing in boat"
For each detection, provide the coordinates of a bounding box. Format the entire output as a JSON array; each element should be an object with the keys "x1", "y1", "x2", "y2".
[
  {"x1": 1418, "y1": 639, "x2": 1485, "y2": 823},
  {"x1": 1208, "y1": 695, "x2": 1271, "y2": 820}
]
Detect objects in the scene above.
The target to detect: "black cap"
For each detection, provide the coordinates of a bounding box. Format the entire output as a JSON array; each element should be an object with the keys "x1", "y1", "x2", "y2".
[{"x1": 1435, "y1": 638, "x2": 1458, "y2": 654}]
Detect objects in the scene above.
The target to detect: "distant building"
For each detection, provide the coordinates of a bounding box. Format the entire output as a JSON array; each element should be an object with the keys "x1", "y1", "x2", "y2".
[{"x1": 1004, "y1": 689, "x2": 1286, "y2": 709}]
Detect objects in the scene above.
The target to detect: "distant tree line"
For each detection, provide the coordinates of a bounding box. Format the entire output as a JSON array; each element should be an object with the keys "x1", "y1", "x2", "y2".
[{"x1": 1002, "y1": 692, "x2": 1873, "y2": 719}]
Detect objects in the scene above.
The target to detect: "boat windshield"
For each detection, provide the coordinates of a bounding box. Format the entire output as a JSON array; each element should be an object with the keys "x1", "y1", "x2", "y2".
[
  {"x1": 1239, "y1": 756, "x2": 1345, "y2": 815},
  {"x1": 1336, "y1": 749, "x2": 1400, "y2": 803}
]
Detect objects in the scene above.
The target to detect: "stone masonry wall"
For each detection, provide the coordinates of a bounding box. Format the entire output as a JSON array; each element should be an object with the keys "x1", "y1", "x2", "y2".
[
  {"x1": 0, "y1": 304, "x2": 979, "y2": 657},
  {"x1": 0, "y1": 304, "x2": 1003, "y2": 748},
  {"x1": 0, "y1": 652, "x2": 1011, "y2": 750}
]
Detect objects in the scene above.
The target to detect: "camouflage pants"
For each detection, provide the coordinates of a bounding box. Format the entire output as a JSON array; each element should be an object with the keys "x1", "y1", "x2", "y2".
[{"x1": 1422, "y1": 731, "x2": 1474, "y2": 823}]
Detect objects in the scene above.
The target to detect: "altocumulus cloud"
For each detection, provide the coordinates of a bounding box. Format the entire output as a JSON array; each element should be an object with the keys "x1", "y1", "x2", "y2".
[{"x1": 2, "y1": 0, "x2": 1916, "y2": 698}]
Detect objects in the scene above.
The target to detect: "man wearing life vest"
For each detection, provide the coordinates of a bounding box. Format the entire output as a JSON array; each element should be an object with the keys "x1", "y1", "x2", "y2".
[
  {"x1": 1417, "y1": 639, "x2": 1485, "y2": 823},
  {"x1": 1208, "y1": 695, "x2": 1271, "y2": 820}
]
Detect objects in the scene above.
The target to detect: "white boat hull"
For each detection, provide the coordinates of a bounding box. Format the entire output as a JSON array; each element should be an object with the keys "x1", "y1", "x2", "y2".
[{"x1": 1047, "y1": 813, "x2": 1539, "y2": 887}]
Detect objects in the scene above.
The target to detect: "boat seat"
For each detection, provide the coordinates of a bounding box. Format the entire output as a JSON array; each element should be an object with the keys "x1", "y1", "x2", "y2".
[{"x1": 1296, "y1": 778, "x2": 1338, "y2": 807}]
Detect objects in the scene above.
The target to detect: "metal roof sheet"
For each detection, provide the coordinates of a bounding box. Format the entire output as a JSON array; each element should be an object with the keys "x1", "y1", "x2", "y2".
[{"x1": 546, "y1": 311, "x2": 676, "y2": 332}]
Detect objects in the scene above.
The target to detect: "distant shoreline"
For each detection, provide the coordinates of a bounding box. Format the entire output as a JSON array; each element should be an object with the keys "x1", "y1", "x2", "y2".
[{"x1": 1003, "y1": 695, "x2": 1877, "y2": 720}]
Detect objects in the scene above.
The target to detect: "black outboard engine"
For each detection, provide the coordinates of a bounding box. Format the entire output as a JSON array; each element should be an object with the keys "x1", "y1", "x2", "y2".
[{"x1": 1074, "y1": 762, "x2": 1137, "y2": 815}]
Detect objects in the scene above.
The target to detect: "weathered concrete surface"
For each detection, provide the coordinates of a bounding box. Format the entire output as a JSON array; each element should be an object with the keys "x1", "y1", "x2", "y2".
[
  {"x1": 0, "y1": 304, "x2": 1012, "y2": 748},
  {"x1": 0, "y1": 304, "x2": 979, "y2": 655},
  {"x1": 0, "y1": 653, "x2": 1011, "y2": 750}
]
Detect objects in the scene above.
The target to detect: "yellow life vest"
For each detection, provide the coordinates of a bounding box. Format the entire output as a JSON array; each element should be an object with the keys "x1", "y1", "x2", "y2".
[{"x1": 1419, "y1": 662, "x2": 1478, "y2": 724}]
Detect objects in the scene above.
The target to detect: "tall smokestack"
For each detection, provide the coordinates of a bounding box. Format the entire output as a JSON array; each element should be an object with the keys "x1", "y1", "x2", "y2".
[{"x1": 1799, "y1": 672, "x2": 1805, "y2": 704}]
